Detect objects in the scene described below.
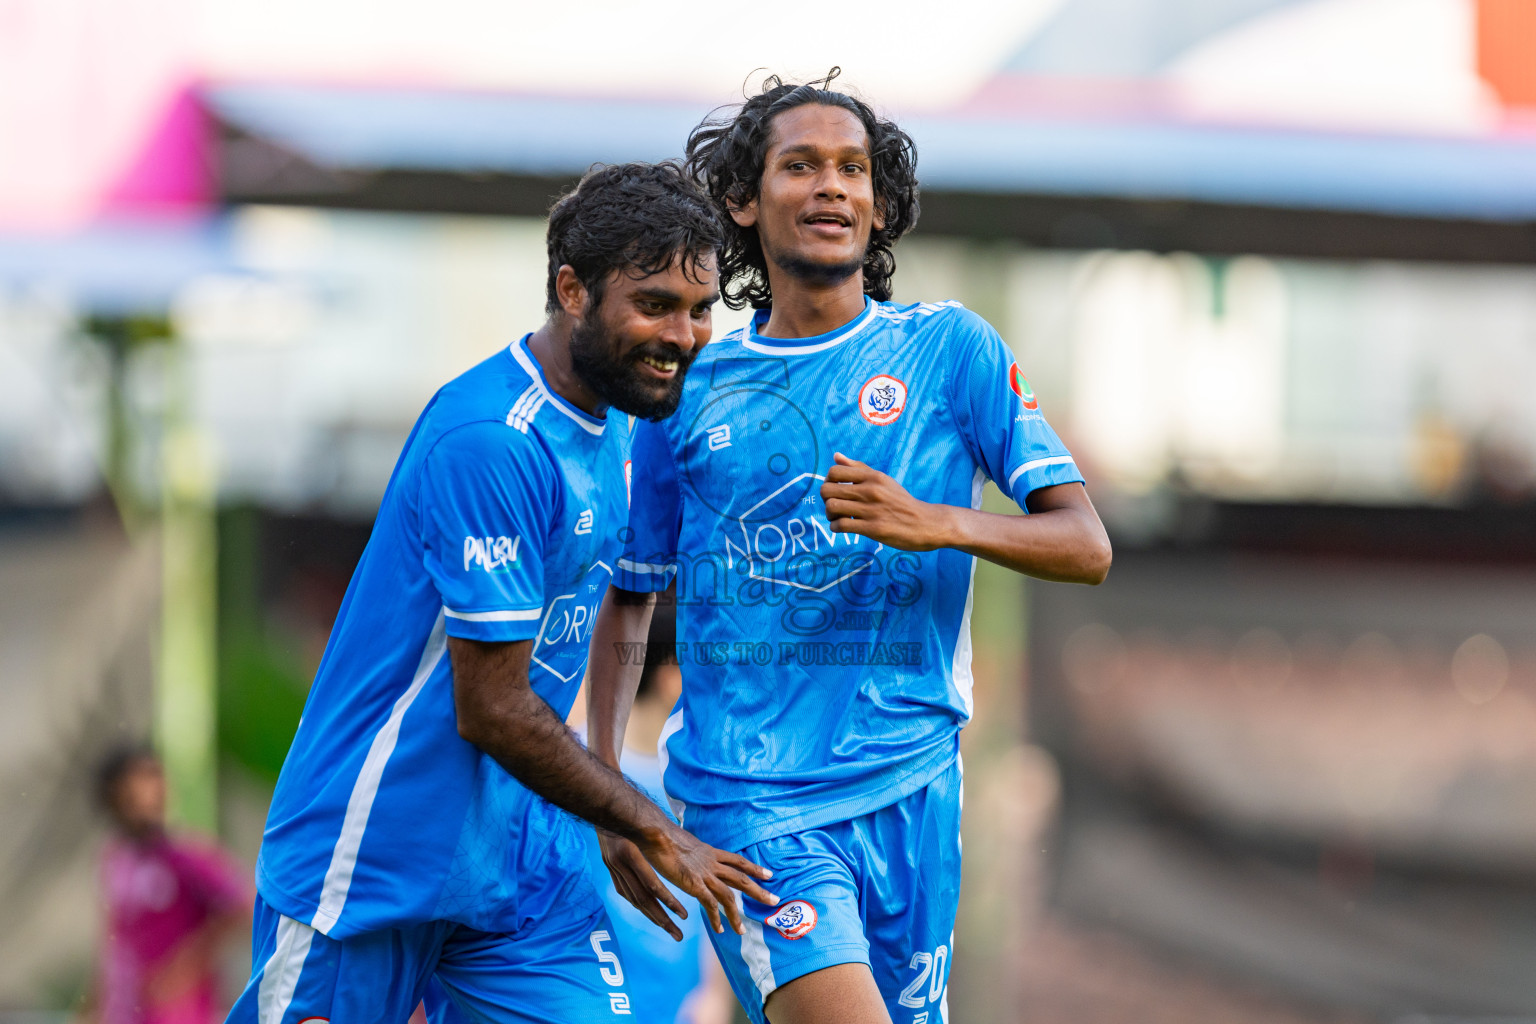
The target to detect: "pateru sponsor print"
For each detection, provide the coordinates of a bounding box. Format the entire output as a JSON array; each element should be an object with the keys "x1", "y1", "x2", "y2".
[{"x1": 464, "y1": 534, "x2": 520, "y2": 572}]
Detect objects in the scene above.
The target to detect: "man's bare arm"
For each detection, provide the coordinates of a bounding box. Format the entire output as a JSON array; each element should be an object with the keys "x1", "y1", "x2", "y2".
[
  {"x1": 584, "y1": 586, "x2": 656, "y2": 772},
  {"x1": 450, "y1": 635, "x2": 774, "y2": 935},
  {"x1": 452, "y1": 635, "x2": 663, "y2": 836},
  {"x1": 583, "y1": 584, "x2": 741, "y2": 941},
  {"x1": 820, "y1": 453, "x2": 1112, "y2": 584}
]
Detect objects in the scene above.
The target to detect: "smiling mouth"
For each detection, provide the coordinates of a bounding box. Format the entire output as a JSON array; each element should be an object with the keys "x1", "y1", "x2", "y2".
[
  {"x1": 804, "y1": 212, "x2": 851, "y2": 228},
  {"x1": 638, "y1": 353, "x2": 680, "y2": 376}
]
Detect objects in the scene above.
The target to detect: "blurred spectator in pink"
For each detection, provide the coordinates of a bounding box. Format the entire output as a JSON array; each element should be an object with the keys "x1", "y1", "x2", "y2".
[{"x1": 80, "y1": 746, "x2": 250, "y2": 1024}]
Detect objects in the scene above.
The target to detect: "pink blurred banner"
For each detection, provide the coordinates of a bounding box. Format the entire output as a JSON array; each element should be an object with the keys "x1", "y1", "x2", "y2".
[
  {"x1": 0, "y1": 0, "x2": 208, "y2": 233},
  {"x1": 101, "y1": 85, "x2": 214, "y2": 217}
]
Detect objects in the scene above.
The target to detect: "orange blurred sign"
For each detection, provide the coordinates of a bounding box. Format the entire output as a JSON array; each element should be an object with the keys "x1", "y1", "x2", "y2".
[{"x1": 1478, "y1": 0, "x2": 1536, "y2": 108}]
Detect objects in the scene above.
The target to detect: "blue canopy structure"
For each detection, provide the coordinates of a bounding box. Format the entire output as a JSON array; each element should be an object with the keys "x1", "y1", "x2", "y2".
[{"x1": 207, "y1": 83, "x2": 1536, "y2": 223}]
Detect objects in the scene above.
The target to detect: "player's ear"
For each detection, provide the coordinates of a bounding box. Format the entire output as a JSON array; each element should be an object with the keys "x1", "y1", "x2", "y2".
[
  {"x1": 555, "y1": 265, "x2": 589, "y2": 321},
  {"x1": 728, "y1": 196, "x2": 758, "y2": 229}
]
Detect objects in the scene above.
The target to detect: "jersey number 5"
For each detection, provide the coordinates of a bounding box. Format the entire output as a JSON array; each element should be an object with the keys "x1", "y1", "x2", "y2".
[{"x1": 589, "y1": 930, "x2": 624, "y2": 987}]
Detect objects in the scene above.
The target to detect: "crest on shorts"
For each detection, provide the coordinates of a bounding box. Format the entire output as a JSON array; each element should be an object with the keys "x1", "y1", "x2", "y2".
[
  {"x1": 764, "y1": 899, "x2": 819, "y2": 940},
  {"x1": 859, "y1": 375, "x2": 908, "y2": 425}
]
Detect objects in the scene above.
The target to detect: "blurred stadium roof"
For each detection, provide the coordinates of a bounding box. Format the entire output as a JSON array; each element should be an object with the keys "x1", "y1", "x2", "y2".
[
  {"x1": 209, "y1": 83, "x2": 1536, "y2": 221},
  {"x1": 5, "y1": 0, "x2": 1536, "y2": 295},
  {"x1": 199, "y1": 0, "x2": 1536, "y2": 262},
  {"x1": 209, "y1": 81, "x2": 1536, "y2": 263}
]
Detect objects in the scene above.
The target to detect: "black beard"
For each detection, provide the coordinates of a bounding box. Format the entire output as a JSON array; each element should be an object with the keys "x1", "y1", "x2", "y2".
[
  {"x1": 569, "y1": 314, "x2": 693, "y2": 422},
  {"x1": 765, "y1": 236, "x2": 866, "y2": 289}
]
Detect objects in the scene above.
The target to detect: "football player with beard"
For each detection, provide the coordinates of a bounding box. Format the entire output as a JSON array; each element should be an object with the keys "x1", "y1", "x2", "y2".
[{"x1": 228, "y1": 162, "x2": 776, "y2": 1024}]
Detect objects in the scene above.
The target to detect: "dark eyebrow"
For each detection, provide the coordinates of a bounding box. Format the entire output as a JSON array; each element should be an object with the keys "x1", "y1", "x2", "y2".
[
  {"x1": 632, "y1": 287, "x2": 684, "y2": 303},
  {"x1": 633, "y1": 287, "x2": 719, "y2": 307},
  {"x1": 777, "y1": 142, "x2": 871, "y2": 161}
]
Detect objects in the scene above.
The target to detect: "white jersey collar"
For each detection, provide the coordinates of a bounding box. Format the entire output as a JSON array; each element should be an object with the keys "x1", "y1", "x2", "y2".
[
  {"x1": 508, "y1": 334, "x2": 606, "y2": 436},
  {"x1": 740, "y1": 297, "x2": 878, "y2": 356}
]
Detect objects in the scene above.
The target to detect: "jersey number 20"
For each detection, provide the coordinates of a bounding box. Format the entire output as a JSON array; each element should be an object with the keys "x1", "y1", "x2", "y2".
[{"x1": 898, "y1": 943, "x2": 949, "y2": 1009}]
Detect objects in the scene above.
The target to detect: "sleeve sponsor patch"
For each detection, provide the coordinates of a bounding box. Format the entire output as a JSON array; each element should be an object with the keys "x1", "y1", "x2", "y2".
[{"x1": 1008, "y1": 363, "x2": 1039, "y2": 410}]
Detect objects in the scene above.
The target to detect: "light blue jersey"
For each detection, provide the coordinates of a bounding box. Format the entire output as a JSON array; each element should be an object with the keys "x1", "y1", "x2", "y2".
[
  {"x1": 617, "y1": 298, "x2": 1082, "y2": 852},
  {"x1": 256, "y1": 334, "x2": 629, "y2": 940}
]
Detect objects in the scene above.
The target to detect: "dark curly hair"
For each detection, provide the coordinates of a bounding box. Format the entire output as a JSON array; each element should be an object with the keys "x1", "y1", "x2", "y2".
[
  {"x1": 545, "y1": 161, "x2": 723, "y2": 317},
  {"x1": 685, "y1": 69, "x2": 920, "y2": 310}
]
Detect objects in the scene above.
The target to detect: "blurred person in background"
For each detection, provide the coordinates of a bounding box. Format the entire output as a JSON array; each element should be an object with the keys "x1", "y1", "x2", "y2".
[
  {"x1": 590, "y1": 73, "x2": 1110, "y2": 1024},
  {"x1": 81, "y1": 746, "x2": 250, "y2": 1024},
  {"x1": 227, "y1": 162, "x2": 775, "y2": 1024},
  {"x1": 587, "y1": 596, "x2": 736, "y2": 1024}
]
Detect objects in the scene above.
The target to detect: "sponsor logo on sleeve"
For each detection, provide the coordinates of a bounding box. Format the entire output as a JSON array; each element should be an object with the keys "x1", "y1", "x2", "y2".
[
  {"x1": 463, "y1": 535, "x2": 519, "y2": 573},
  {"x1": 764, "y1": 899, "x2": 818, "y2": 939},
  {"x1": 1008, "y1": 363, "x2": 1039, "y2": 410},
  {"x1": 858, "y1": 375, "x2": 908, "y2": 425}
]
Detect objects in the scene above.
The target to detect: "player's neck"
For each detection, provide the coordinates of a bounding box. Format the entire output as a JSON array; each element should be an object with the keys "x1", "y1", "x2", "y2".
[
  {"x1": 758, "y1": 271, "x2": 868, "y2": 340},
  {"x1": 526, "y1": 321, "x2": 606, "y2": 417}
]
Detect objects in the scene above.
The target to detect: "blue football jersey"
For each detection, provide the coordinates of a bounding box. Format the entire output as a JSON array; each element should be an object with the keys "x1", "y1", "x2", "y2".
[
  {"x1": 617, "y1": 298, "x2": 1083, "y2": 851},
  {"x1": 257, "y1": 334, "x2": 629, "y2": 939}
]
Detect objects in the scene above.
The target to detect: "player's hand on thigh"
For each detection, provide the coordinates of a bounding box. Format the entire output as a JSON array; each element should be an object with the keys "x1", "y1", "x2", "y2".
[{"x1": 636, "y1": 826, "x2": 778, "y2": 936}]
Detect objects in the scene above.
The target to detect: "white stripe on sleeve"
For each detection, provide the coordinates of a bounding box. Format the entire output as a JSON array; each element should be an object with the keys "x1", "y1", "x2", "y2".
[
  {"x1": 1006, "y1": 455, "x2": 1077, "y2": 491},
  {"x1": 443, "y1": 606, "x2": 542, "y2": 623}
]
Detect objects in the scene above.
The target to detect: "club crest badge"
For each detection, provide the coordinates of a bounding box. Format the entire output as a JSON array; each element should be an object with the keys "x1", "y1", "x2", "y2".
[
  {"x1": 764, "y1": 899, "x2": 818, "y2": 939},
  {"x1": 1008, "y1": 363, "x2": 1039, "y2": 410},
  {"x1": 859, "y1": 375, "x2": 908, "y2": 425}
]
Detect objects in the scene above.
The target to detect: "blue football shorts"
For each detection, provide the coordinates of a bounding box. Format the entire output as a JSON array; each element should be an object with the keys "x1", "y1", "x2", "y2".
[
  {"x1": 708, "y1": 757, "x2": 963, "y2": 1024},
  {"x1": 226, "y1": 884, "x2": 634, "y2": 1024}
]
